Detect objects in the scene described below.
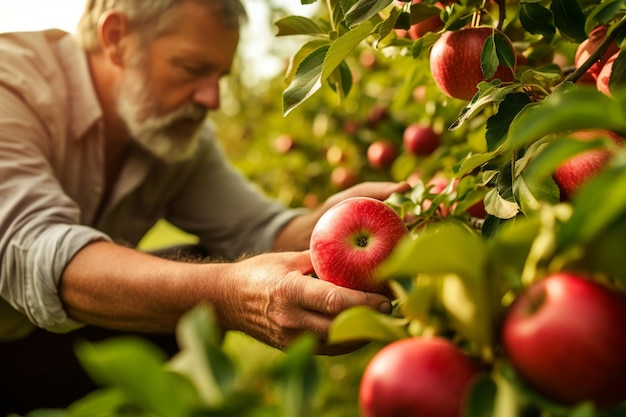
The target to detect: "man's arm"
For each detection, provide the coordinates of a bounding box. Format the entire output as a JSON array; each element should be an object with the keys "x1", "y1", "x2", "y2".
[{"x1": 59, "y1": 240, "x2": 391, "y2": 354}]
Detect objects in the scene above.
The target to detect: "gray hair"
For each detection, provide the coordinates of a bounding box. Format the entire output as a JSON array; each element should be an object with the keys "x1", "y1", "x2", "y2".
[{"x1": 76, "y1": 0, "x2": 247, "y2": 51}]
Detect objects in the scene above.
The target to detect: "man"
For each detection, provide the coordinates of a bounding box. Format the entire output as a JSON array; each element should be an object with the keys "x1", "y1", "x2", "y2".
[{"x1": 0, "y1": 0, "x2": 409, "y2": 412}]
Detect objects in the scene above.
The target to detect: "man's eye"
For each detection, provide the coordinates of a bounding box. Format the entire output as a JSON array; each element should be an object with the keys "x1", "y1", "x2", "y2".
[{"x1": 184, "y1": 66, "x2": 204, "y2": 75}]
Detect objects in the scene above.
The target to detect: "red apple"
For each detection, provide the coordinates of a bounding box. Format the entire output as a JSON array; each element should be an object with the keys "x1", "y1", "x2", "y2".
[
  {"x1": 403, "y1": 123, "x2": 441, "y2": 156},
  {"x1": 430, "y1": 27, "x2": 517, "y2": 100},
  {"x1": 553, "y1": 129, "x2": 622, "y2": 201},
  {"x1": 330, "y1": 165, "x2": 358, "y2": 190},
  {"x1": 575, "y1": 25, "x2": 620, "y2": 83},
  {"x1": 367, "y1": 140, "x2": 397, "y2": 169},
  {"x1": 501, "y1": 272, "x2": 626, "y2": 408},
  {"x1": 360, "y1": 337, "x2": 482, "y2": 417},
  {"x1": 366, "y1": 105, "x2": 390, "y2": 129},
  {"x1": 310, "y1": 197, "x2": 408, "y2": 293},
  {"x1": 596, "y1": 51, "x2": 619, "y2": 95},
  {"x1": 274, "y1": 134, "x2": 295, "y2": 154}
]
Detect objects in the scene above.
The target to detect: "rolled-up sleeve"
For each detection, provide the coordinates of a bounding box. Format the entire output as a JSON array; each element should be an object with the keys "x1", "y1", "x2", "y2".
[{"x1": 0, "y1": 81, "x2": 109, "y2": 334}]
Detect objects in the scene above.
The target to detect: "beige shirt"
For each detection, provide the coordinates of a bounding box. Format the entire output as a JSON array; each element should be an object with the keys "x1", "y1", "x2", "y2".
[{"x1": 0, "y1": 30, "x2": 300, "y2": 339}]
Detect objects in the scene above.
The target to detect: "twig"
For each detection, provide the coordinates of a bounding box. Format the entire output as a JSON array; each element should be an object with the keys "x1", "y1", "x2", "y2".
[{"x1": 558, "y1": 16, "x2": 626, "y2": 88}]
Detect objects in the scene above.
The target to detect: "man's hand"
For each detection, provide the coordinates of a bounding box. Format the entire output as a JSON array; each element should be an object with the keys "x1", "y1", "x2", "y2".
[{"x1": 214, "y1": 251, "x2": 392, "y2": 355}]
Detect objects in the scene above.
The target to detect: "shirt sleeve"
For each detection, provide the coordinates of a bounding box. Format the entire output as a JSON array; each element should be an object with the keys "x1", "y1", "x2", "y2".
[
  {"x1": 164, "y1": 125, "x2": 305, "y2": 260},
  {"x1": 0, "y1": 86, "x2": 110, "y2": 335}
]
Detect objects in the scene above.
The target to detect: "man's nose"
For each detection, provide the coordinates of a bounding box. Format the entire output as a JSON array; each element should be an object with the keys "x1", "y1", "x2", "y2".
[{"x1": 193, "y1": 80, "x2": 220, "y2": 110}]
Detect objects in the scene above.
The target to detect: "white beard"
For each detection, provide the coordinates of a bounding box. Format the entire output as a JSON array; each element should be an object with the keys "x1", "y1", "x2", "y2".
[{"x1": 114, "y1": 60, "x2": 207, "y2": 164}]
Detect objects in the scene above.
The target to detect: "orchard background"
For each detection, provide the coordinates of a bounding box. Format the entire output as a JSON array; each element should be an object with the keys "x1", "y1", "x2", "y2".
[{"x1": 23, "y1": 0, "x2": 626, "y2": 416}]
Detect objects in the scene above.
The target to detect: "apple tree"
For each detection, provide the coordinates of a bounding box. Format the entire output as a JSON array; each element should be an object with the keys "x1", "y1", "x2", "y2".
[{"x1": 276, "y1": 0, "x2": 626, "y2": 415}]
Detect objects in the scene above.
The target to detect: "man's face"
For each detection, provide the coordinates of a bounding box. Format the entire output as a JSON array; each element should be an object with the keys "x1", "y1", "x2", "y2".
[{"x1": 114, "y1": 1, "x2": 239, "y2": 163}]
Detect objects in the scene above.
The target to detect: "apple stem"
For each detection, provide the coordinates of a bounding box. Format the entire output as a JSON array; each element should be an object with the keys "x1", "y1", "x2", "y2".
[
  {"x1": 471, "y1": 10, "x2": 482, "y2": 28},
  {"x1": 559, "y1": 16, "x2": 626, "y2": 88},
  {"x1": 496, "y1": 0, "x2": 506, "y2": 32}
]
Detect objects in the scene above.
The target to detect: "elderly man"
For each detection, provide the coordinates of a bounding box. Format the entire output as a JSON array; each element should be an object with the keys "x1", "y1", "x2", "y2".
[{"x1": 0, "y1": 0, "x2": 408, "y2": 412}]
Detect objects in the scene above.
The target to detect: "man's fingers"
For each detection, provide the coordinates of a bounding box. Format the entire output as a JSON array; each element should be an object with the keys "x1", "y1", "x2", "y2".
[{"x1": 298, "y1": 277, "x2": 391, "y2": 317}]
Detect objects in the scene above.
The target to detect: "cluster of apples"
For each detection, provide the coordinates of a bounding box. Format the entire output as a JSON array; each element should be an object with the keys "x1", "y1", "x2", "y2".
[{"x1": 309, "y1": 197, "x2": 626, "y2": 416}]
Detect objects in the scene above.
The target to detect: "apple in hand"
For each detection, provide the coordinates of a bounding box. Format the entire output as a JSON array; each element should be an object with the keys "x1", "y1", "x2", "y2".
[
  {"x1": 553, "y1": 129, "x2": 622, "y2": 201},
  {"x1": 430, "y1": 27, "x2": 516, "y2": 100},
  {"x1": 310, "y1": 197, "x2": 408, "y2": 293},
  {"x1": 367, "y1": 140, "x2": 397, "y2": 169},
  {"x1": 501, "y1": 272, "x2": 626, "y2": 408},
  {"x1": 360, "y1": 337, "x2": 482, "y2": 417},
  {"x1": 403, "y1": 123, "x2": 441, "y2": 156}
]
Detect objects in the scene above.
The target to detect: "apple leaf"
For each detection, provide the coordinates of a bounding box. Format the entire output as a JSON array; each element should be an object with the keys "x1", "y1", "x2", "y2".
[
  {"x1": 519, "y1": 3, "x2": 556, "y2": 36},
  {"x1": 550, "y1": 0, "x2": 587, "y2": 43},
  {"x1": 282, "y1": 45, "x2": 329, "y2": 116},
  {"x1": 486, "y1": 92, "x2": 533, "y2": 151},
  {"x1": 481, "y1": 34, "x2": 500, "y2": 80},
  {"x1": 609, "y1": 49, "x2": 626, "y2": 93},
  {"x1": 168, "y1": 303, "x2": 236, "y2": 407},
  {"x1": 557, "y1": 162, "x2": 626, "y2": 251},
  {"x1": 409, "y1": 3, "x2": 443, "y2": 24},
  {"x1": 341, "y1": 0, "x2": 393, "y2": 28},
  {"x1": 284, "y1": 39, "x2": 332, "y2": 84},
  {"x1": 75, "y1": 337, "x2": 199, "y2": 416},
  {"x1": 378, "y1": 220, "x2": 488, "y2": 283},
  {"x1": 523, "y1": 135, "x2": 615, "y2": 185},
  {"x1": 465, "y1": 375, "x2": 497, "y2": 417},
  {"x1": 272, "y1": 334, "x2": 319, "y2": 417},
  {"x1": 584, "y1": 0, "x2": 624, "y2": 35},
  {"x1": 274, "y1": 16, "x2": 327, "y2": 37},
  {"x1": 450, "y1": 83, "x2": 520, "y2": 131},
  {"x1": 507, "y1": 88, "x2": 626, "y2": 149},
  {"x1": 327, "y1": 306, "x2": 409, "y2": 344},
  {"x1": 321, "y1": 20, "x2": 375, "y2": 82},
  {"x1": 458, "y1": 149, "x2": 503, "y2": 177}
]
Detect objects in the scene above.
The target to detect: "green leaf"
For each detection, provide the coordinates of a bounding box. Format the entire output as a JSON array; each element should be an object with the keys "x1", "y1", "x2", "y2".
[
  {"x1": 557, "y1": 164, "x2": 626, "y2": 250},
  {"x1": 66, "y1": 390, "x2": 131, "y2": 417},
  {"x1": 513, "y1": 172, "x2": 559, "y2": 215},
  {"x1": 450, "y1": 83, "x2": 521, "y2": 131},
  {"x1": 75, "y1": 337, "x2": 198, "y2": 417},
  {"x1": 273, "y1": 335, "x2": 319, "y2": 417},
  {"x1": 409, "y1": 3, "x2": 443, "y2": 24},
  {"x1": 584, "y1": 0, "x2": 624, "y2": 34},
  {"x1": 523, "y1": 135, "x2": 613, "y2": 185},
  {"x1": 321, "y1": 21, "x2": 375, "y2": 82},
  {"x1": 486, "y1": 92, "x2": 532, "y2": 151},
  {"x1": 342, "y1": 0, "x2": 394, "y2": 27},
  {"x1": 284, "y1": 39, "x2": 332, "y2": 84},
  {"x1": 379, "y1": 220, "x2": 488, "y2": 282},
  {"x1": 484, "y1": 187, "x2": 520, "y2": 219},
  {"x1": 328, "y1": 306, "x2": 410, "y2": 343},
  {"x1": 507, "y1": 88, "x2": 626, "y2": 149},
  {"x1": 550, "y1": 0, "x2": 587, "y2": 42},
  {"x1": 282, "y1": 45, "x2": 330, "y2": 116},
  {"x1": 609, "y1": 49, "x2": 626, "y2": 93},
  {"x1": 274, "y1": 16, "x2": 325, "y2": 36},
  {"x1": 168, "y1": 304, "x2": 237, "y2": 408},
  {"x1": 458, "y1": 149, "x2": 503, "y2": 177},
  {"x1": 519, "y1": 3, "x2": 556, "y2": 36},
  {"x1": 465, "y1": 376, "x2": 497, "y2": 417},
  {"x1": 481, "y1": 34, "x2": 499, "y2": 80}
]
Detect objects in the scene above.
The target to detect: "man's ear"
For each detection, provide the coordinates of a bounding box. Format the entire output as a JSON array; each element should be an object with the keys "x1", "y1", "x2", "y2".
[{"x1": 97, "y1": 10, "x2": 127, "y2": 67}]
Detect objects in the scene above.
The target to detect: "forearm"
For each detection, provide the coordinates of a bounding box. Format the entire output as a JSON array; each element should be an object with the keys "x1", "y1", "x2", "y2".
[{"x1": 59, "y1": 241, "x2": 231, "y2": 333}]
